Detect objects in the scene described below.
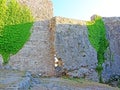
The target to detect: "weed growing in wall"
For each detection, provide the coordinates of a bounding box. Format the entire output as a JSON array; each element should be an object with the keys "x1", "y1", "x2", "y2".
[
  {"x1": 86, "y1": 15, "x2": 109, "y2": 82},
  {"x1": 0, "y1": 0, "x2": 34, "y2": 64}
]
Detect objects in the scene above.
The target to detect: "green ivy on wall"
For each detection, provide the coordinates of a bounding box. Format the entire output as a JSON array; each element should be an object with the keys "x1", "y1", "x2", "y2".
[
  {"x1": 86, "y1": 15, "x2": 109, "y2": 82},
  {"x1": 0, "y1": 0, "x2": 34, "y2": 64}
]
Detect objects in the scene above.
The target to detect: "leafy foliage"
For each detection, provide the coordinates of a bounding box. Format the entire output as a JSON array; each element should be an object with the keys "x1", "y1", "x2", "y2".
[
  {"x1": 86, "y1": 15, "x2": 109, "y2": 82},
  {"x1": 0, "y1": 0, "x2": 34, "y2": 64}
]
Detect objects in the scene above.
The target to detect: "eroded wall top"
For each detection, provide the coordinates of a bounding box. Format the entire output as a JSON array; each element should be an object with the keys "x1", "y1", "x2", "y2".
[{"x1": 54, "y1": 17, "x2": 86, "y2": 25}]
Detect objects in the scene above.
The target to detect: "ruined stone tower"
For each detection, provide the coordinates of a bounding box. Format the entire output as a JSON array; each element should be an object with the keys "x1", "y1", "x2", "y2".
[{"x1": 1, "y1": 0, "x2": 55, "y2": 76}]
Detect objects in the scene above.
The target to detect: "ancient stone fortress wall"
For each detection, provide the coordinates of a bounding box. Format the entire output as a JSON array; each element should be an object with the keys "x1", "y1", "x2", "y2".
[
  {"x1": 53, "y1": 17, "x2": 99, "y2": 81},
  {"x1": 7, "y1": 0, "x2": 55, "y2": 76},
  {"x1": 0, "y1": 0, "x2": 120, "y2": 82},
  {"x1": 53, "y1": 16, "x2": 120, "y2": 82}
]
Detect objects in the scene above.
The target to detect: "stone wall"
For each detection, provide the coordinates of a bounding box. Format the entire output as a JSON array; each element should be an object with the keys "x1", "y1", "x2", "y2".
[
  {"x1": 102, "y1": 17, "x2": 120, "y2": 82},
  {"x1": 54, "y1": 17, "x2": 99, "y2": 81},
  {"x1": 0, "y1": 0, "x2": 120, "y2": 82},
  {"x1": 0, "y1": 0, "x2": 55, "y2": 76},
  {"x1": 9, "y1": 21, "x2": 55, "y2": 76}
]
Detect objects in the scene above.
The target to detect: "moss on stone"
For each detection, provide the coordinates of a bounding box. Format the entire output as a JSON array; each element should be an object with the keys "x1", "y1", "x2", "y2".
[
  {"x1": 86, "y1": 15, "x2": 109, "y2": 82},
  {"x1": 0, "y1": 0, "x2": 34, "y2": 64}
]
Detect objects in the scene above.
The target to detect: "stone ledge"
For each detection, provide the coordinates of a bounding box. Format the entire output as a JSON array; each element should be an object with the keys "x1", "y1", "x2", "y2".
[{"x1": 0, "y1": 69, "x2": 31, "y2": 90}]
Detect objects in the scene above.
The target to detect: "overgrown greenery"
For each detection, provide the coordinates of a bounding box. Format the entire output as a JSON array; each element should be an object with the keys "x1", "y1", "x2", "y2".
[
  {"x1": 86, "y1": 15, "x2": 109, "y2": 82},
  {"x1": 0, "y1": 0, "x2": 34, "y2": 64}
]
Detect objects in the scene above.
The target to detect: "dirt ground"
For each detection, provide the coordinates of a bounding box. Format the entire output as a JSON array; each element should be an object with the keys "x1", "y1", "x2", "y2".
[{"x1": 0, "y1": 69, "x2": 119, "y2": 90}]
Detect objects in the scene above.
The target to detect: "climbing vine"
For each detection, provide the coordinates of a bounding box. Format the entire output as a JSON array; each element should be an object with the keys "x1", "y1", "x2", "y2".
[
  {"x1": 0, "y1": 0, "x2": 34, "y2": 64},
  {"x1": 86, "y1": 15, "x2": 109, "y2": 82}
]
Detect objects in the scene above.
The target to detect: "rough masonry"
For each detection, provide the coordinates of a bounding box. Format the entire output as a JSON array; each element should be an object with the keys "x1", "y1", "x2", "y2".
[
  {"x1": 53, "y1": 17, "x2": 98, "y2": 81},
  {"x1": 102, "y1": 17, "x2": 120, "y2": 82},
  {"x1": 0, "y1": 0, "x2": 55, "y2": 76},
  {"x1": 0, "y1": 0, "x2": 120, "y2": 82}
]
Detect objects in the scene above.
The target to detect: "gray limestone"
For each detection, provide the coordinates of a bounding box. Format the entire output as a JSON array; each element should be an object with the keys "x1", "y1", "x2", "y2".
[
  {"x1": 102, "y1": 17, "x2": 120, "y2": 82},
  {"x1": 55, "y1": 17, "x2": 99, "y2": 81}
]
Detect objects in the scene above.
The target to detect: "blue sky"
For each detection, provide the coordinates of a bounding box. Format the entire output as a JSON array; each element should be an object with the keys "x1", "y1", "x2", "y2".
[{"x1": 51, "y1": 0, "x2": 120, "y2": 20}]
